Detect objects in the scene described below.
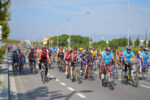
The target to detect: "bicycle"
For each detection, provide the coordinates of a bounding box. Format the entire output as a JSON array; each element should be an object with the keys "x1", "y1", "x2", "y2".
[
  {"x1": 86, "y1": 63, "x2": 95, "y2": 81},
  {"x1": 121, "y1": 62, "x2": 139, "y2": 87},
  {"x1": 13, "y1": 61, "x2": 19, "y2": 75},
  {"x1": 30, "y1": 61, "x2": 35, "y2": 74},
  {"x1": 72, "y1": 61, "x2": 82, "y2": 84},
  {"x1": 58, "y1": 59, "x2": 64, "y2": 72},
  {"x1": 40, "y1": 62, "x2": 47, "y2": 83},
  {"x1": 142, "y1": 61, "x2": 150, "y2": 79},
  {"x1": 101, "y1": 64, "x2": 115, "y2": 90}
]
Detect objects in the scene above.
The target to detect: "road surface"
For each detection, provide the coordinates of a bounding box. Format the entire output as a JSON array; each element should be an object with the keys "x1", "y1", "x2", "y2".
[{"x1": 8, "y1": 55, "x2": 150, "y2": 100}]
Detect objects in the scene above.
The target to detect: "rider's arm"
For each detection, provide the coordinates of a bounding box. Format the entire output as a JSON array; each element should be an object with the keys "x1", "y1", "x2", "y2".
[
  {"x1": 123, "y1": 55, "x2": 126, "y2": 62},
  {"x1": 38, "y1": 52, "x2": 41, "y2": 63},
  {"x1": 132, "y1": 55, "x2": 140, "y2": 62},
  {"x1": 47, "y1": 54, "x2": 50, "y2": 64},
  {"x1": 102, "y1": 56, "x2": 104, "y2": 64}
]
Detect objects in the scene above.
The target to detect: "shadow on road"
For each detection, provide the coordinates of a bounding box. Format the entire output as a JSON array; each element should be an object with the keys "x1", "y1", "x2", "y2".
[{"x1": 16, "y1": 86, "x2": 78, "y2": 100}]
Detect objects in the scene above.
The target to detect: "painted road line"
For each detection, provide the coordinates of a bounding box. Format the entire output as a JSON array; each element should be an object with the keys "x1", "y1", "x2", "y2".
[
  {"x1": 67, "y1": 87, "x2": 75, "y2": 91},
  {"x1": 76, "y1": 93, "x2": 86, "y2": 99},
  {"x1": 60, "y1": 82, "x2": 66, "y2": 86},
  {"x1": 140, "y1": 85, "x2": 150, "y2": 89},
  {"x1": 10, "y1": 76, "x2": 18, "y2": 100},
  {"x1": 56, "y1": 79, "x2": 60, "y2": 82}
]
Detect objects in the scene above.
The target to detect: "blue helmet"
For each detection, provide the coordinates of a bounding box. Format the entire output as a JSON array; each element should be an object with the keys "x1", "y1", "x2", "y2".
[
  {"x1": 92, "y1": 47, "x2": 96, "y2": 50},
  {"x1": 121, "y1": 48, "x2": 124, "y2": 51}
]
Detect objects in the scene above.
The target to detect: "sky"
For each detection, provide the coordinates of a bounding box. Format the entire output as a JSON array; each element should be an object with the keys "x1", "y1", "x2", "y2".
[{"x1": 9, "y1": 0, "x2": 150, "y2": 41}]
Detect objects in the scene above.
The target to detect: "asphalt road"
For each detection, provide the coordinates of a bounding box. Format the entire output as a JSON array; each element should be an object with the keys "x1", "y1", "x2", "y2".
[{"x1": 9, "y1": 55, "x2": 150, "y2": 100}]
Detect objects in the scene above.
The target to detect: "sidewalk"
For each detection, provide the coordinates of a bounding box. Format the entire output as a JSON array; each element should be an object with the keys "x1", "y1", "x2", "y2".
[{"x1": 0, "y1": 52, "x2": 9, "y2": 100}]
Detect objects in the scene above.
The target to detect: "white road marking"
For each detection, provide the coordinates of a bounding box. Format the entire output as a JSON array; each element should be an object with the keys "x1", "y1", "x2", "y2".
[
  {"x1": 67, "y1": 87, "x2": 75, "y2": 91},
  {"x1": 60, "y1": 82, "x2": 66, "y2": 86},
  {"x1": 140, "y1": 85, "x2": 150, "y2": 89},
  {"x1": 47, "y1": 73, "x2": 50, "y2": 76},
  {"x1": 76, "y1": 93, "x2": 86, "y2": 99},
  {"x1": 56, "y1": 79, "x2": 60, "y2": 82},
  {"x1": 118, "y1": 79, "x2": 122, "y2": 81}
]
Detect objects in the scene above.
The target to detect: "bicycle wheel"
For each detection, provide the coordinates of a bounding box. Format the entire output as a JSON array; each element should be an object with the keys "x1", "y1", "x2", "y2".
[
  {"x1": 109, "y1": 73, "x2": 114, "y2": 90},
  {"x1": 121, "y1": 70, "x2": 126, "y2": 82},
  {"x1": 113, "y1": 66, "x2": 118, "y2": 79},
  {"x1": 132, "y1": 70, "x2": 138, "y2": 87}
]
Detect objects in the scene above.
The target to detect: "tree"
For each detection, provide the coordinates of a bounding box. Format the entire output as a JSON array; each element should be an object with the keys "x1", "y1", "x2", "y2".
[
  {"x1": 0, "y1": 0, "x2": 11, "y2": 39},
  {"x1": 134, "y1": 36, "x2": 140, "y2": 47}
]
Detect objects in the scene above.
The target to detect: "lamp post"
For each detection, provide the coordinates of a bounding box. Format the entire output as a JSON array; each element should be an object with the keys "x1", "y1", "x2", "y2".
[
  {"x1": 67, "y1": 19, "x2": 71, "y2": 49},
  {"x1": 86, "y1": 11, "x2": 91, "y2": 48},
  {"x1": 56, "y1": 24, "x2": 59, "y2": 48},
  {"x1": 128, "y1": 0, "x2": 130, "y2": 46}
]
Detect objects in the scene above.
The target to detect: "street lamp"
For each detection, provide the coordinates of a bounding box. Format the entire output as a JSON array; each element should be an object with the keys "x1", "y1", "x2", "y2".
[
  {"x1": 86, "y1": 11, "x2": 91, "y2": 48},
  {"x1": 67, "y1": 19, "x2": 71, "y2": 49},
  {"x1": 128, "y1": 0, "x2": 130, "y2": 46},
  {"x1": 56, "y1": 24, "x2": 59, "y2": 48}
]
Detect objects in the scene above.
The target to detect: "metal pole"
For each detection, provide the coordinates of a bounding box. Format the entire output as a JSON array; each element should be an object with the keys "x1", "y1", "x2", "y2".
[
  {"x1": 56, "y1": 24, "x2": 58, "y2": 48},
  {"x1": 67, "y1": 19, "x2": 71, "y2": 49},
  {"x1": 128, "y1": 0, "x2": 130, "y2": 46},
  {"x1": 87, "y1": 11, "x2": 91, "y2": 48}
]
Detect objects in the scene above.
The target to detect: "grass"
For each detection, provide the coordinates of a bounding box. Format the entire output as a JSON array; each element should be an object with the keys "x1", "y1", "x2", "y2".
[
  {"x1": 0, "y1": 81, "x2": 3, "y2": 86},
  {"x1": 0, "y1": 57, "x2": 4, "y2": 64}
]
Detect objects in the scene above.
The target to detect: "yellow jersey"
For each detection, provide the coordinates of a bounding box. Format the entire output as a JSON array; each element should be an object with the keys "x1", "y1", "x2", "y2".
[{"x1": 91, "y1": 50, "x2": 97, "y2": 57}]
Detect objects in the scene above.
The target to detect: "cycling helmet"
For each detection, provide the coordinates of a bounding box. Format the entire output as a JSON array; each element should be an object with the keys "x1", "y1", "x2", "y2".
[
  {"x1": 126, "y1": 46, "x2": 131, "y2": 50},
  {"x1": 106, "y1": 47, "x2": 111, "y2": 51},
  {"x1": 74, "y1": 47, "x2": 77, "y2": 51},
  {"x1": 92, "y1": 47, "x2": 96, "y2": 50},
  {"x1": 121, "y1": 48, "x2": 124, "y2": 51},
  {"x1": 111, "y1": 47, "x2": 116, "y2": 51},
  {"x1": 31, "y1": 49, "x2": 34, "y2": 52},
  {"x1": 42, "y1": 48, "x2": 46, "y2": 51},
  {"x1": 143, "y1": 48, "x2": 149, "y2": 51}
]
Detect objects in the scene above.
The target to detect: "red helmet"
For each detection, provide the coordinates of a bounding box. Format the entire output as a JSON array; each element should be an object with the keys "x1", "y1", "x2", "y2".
[
  {"x1": 31, "y1": 49, "x2": 34, "y2": 52},
  {"x1": 49, "y1": 49, "x2": 52, "y2": 52},
  {"x1": 42, "y1": 48, "x2": 46, "y2": 51}
]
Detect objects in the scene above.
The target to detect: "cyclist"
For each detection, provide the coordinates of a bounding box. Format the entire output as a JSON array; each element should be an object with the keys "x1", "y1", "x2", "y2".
[
  {"x1": 84, "y1": 52, "x2": 92, "y2": 79},
  {"x1": 12, "y1": 50, "x2": 19, "y2": 70},
  {"x1": 64, "y1": 49, "x2": 72, "y2": 76},
  {"x1": 28, "y1": 48, "x2": 37, "y2": 70},
  {"x1": 102, "y1": 47, "x2": 116, "y2": 71},
  {"x1": 70, "y1": 47, "x2": 78, "y2": 81},
  {"x1": 78, "y1": 49, "x2": 84, "y2": 73},
  {"x1": 137, "y1": 48, "x2": 143, "y2": 59},
  {"x1": 38, "y1": 48, "x2": 50, "y2": 79},
  {"x1": 57, "y1": 47, "x2": 64, "y2": 64},
  {"x1": 48, "y1": 49, "x2": 53, "y2": 63},
  {"x1": 91, "y1": 47, "x2": 97, "y2": 62},
  {"x1": 119, "y1": 48, "x2": 124, "y2": 63},
  {"x1": 141, "y1": 48, "x2": 150, "y2": 79},
  {"x1": 123, "y1": 46, "x2": 139, "y2": 73},
  {"x1": 52, "y1": 47, "x2": 56, "y2": 63},
  {"x1": 18, "y1": 49, "x2": 24, "y2": 70}
]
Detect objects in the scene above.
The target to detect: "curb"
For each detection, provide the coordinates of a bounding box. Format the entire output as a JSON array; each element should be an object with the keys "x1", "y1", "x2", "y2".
[
  {"x1": 0, "y1": 51, "x2": 9, "y2": 100},
  {"x1": 8, "y1": 52, "x2": 18, "y2": 100}
]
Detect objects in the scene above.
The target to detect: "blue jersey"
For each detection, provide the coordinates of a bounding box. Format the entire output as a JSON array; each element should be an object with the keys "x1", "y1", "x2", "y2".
[
  {"x1": 123, "y1": 50, "x2": 134, "y2": 62},
  {"x1": 12, "y1": 54, "x2": 19, "y2": 61},
  {"x1": 102, "y1": 51, "x2": 113, "y2": 65},
  {"x1": 141, "y1": 52, "x2": 150, "y2": 62}
]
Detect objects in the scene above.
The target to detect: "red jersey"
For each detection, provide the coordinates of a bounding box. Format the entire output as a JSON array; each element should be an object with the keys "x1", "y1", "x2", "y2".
[
  {"x1": 40, "y1": 51, "x2": 48, "y2": 61},
  {"x1": 72, "y1": 52, "x2": 78, "y2": 60}
]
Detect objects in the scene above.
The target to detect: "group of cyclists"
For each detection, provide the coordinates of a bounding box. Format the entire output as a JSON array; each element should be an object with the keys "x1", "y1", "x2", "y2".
[{"x1": 9, "y1": 44, "x2": 150, "y2": 88}]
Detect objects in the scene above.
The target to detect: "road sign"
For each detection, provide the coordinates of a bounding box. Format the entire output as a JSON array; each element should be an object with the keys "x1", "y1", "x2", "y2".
[{"x1": 0, "y1": 25, "x2": 2, "y2": 41}]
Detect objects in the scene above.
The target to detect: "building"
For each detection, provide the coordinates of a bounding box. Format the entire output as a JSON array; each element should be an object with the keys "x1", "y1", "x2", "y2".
[
  {"x1": 140, "y1": 40, "x2": 144, "y2": 47},
  {"x1": 43, "y1": 36, "x2": 52, "y2": 45}
]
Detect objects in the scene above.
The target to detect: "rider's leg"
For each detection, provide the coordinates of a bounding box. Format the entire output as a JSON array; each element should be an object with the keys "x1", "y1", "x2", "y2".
[{"x1": 34, "y1": 61, "x2": 36, "y2": 69}]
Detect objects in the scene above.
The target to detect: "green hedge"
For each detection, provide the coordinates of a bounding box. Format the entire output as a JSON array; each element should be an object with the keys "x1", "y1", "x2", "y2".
[
  {"x1": 0, "y1": 45, "x2": 7, "y2": 64},
  {"x1": 2, "y1": 39, "x2": 20, "y2": 44}
]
